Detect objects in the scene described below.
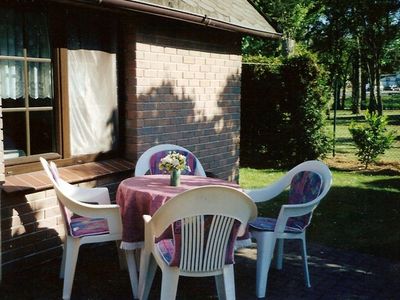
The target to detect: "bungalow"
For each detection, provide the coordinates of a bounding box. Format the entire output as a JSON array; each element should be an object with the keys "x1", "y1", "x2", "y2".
[{"x1": 0, "y1": 0, "x2": 279, "y2": 280}]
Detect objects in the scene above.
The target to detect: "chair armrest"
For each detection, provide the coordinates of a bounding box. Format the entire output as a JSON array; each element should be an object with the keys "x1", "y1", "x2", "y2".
[
  {"x1": 69, "y1": 187, "x2": 111, "y2": 205},
  {"x1": 244, "y1": 176, "x2": 290, "y2": 203},
  {"x1": 243, "y1": 170, "x2": 294, "y2": 203}
]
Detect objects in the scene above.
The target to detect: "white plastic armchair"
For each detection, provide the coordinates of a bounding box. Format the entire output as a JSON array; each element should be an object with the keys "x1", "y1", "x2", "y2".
[
  {"x1": 138, "y1": 186, "x2": 257, "y2": 300},
  {"x1": 39, "y1": 158, "x2": 138, "y2": 300},
  {"x1": 244, "y1": 160, "x2": 332, "y2": 298},
  {"x1": 134, "y1": 144, "x2": 206, "y2": 177}
]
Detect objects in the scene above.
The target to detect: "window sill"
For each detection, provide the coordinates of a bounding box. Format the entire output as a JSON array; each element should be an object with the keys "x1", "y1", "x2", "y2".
[{"x1": 2, "y1": 158, "x2": 135, "y2": 194}]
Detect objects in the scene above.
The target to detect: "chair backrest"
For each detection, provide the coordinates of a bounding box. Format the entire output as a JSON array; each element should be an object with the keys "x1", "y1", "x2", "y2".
[
  {"x1": 40, "y1": 157, "x2": 119, "y2": 237},
  {"x1": 277, "y1": 161, "x2": 332, "y2": 233},
  {"x1": 246, "y1": 160, "x2": 332, "y2": 204},
  {"x1": 40, "y1": 157, "x2": 72, "y2": 233},
  {"x1": 286, "y1": 170, "x2": 323, "y2": 230},
  {"x1": 135, "y1": 144, "x2": 206, "y2": 177},
  {"x1": 148, "y1": 186, "x2": 257, "y2": 272}
]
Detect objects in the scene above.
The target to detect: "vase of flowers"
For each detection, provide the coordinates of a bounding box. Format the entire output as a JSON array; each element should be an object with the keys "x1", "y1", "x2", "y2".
[{"x1": 159, "y1": 151, "x2": 190, "y2": 186}]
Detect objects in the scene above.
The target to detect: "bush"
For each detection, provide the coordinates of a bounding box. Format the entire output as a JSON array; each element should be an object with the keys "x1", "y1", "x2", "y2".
[
  {"x1": 349, "y1": 113, "x2": 395, "y2": 168},
  {"x1": 241, "y1": 53, "x2": 331, "y2": 168}
]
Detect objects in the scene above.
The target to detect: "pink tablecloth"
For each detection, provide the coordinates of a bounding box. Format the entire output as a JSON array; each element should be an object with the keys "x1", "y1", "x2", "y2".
[{"x1": 116, "y1": 175, "x2": 243, "y2": 250}]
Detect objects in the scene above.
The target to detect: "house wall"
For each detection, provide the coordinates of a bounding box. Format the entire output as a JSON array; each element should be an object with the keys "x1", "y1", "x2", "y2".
[
  {"x1": 123, "y1": 17, "x2": 242, "y2": 181},
  {"x1": 0, "y1": 11, "x2": 243, "y2": 275}
]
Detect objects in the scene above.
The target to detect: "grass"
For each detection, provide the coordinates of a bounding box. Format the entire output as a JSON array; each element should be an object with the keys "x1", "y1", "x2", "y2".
[
  {"x1": 239, "y1": 167, "x2": 400, "y2": 261},
  {"x1": 240, "y1": 108, "x2": 400, "y2": 261},
  {"x1": 327, "y1": 109, "x2": 400, "y2": 163}
]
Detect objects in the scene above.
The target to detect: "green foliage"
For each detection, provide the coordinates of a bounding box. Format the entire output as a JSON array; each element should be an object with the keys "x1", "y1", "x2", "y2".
[
  {"x1": 241, "y1": 52, "x2": 331, "y2": 168},
  {"x1": 349, "y1": 113, "x2": 395, "y2": 168}
]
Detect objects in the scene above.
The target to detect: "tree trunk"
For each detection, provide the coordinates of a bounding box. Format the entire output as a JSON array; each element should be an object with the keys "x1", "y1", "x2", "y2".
[
  {"x1": 375, "y1": 59, "x2": 383, "y2": 115},
  {"x1": 351, "y1": 50, "x2": 360, "y2": 114},
  {"x1": 367, "y1": 60, "x2": 377, "y2": 113},
  {"x1": 360, "y1": 53, "x2": 368, "y2": 110},
  {"x1": 341, "y1": 81, "x2": 346, "y2": 109}
]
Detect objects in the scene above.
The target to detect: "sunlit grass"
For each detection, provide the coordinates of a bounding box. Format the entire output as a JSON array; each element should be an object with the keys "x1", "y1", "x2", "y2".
[{"x1": 239, "y1": 168, "x2": 400, "y2": 261}]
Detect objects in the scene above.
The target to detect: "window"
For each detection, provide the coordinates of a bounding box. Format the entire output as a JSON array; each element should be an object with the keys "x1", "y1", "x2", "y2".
[
  {"x1": 0, "y1": 7, "x2": 55, "y2": 159},
  {"x1": 0, "y1": 5, "x2": 120, "y2": 173}
]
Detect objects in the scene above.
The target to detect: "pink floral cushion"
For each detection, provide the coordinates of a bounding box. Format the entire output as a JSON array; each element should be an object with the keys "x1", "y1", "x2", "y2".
[
  {"x1": 69, "y1": 215, "x2": 109, "y2": 237},
  {"x1": 149, "y1": 150, "x2": 197, "y2": 175},
  {"x1": 249, "y1": 171, "x2": 322, "y2": 233},
  {"x1": 287, "y1": 171, "x2": 322, "y2": 228}
]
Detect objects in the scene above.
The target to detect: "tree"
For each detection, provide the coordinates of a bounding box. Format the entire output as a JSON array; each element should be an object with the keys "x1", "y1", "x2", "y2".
[{"x1": 243, "y1": 0, "x2": 315, "y2": 56}]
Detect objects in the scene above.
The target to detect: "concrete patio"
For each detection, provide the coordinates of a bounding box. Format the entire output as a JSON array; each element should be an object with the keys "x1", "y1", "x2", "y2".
[{"x1": 1, "y1": 240, "x2": 398, "y2": 299}]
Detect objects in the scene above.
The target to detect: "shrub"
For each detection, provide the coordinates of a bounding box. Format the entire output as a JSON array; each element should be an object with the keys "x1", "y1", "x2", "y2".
[
  {"x1": 241, "y1": 53, "x2": 331, "y2": 168},
  {"x1": 349, "y1": 113, "x2": 395, "y2": 168}
]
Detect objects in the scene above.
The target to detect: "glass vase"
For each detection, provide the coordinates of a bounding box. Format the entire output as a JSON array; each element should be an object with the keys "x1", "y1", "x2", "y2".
[{"x1": 170, "y1": 169, "x2": 181, "y2": 187}]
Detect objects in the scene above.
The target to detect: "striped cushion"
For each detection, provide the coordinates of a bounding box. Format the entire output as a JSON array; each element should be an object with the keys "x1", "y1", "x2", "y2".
[
  {"x1": 149, "y1": 150, "x2": 197, "y2": 175},
  {"x1": 249, "y1": 217, "x2": 305, "y2": 233},
  {"x1": 69, "y1": 215, "x2": 109, "y2": 237}
]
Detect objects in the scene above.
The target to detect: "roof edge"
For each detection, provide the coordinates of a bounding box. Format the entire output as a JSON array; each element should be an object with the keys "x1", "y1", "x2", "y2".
[{"x1": 48, "y1": 0, "x2": 282, "y2": 39}]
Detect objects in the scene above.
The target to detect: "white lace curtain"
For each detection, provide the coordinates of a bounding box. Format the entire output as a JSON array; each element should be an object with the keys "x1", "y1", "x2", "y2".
[{"x1": 0, "y1": 8, "x2": 52, "y2": 100}]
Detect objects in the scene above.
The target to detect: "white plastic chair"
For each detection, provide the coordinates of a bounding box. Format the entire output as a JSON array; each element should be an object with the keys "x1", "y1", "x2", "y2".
[
  {"x1": 138, "y1": 185, "x2": 257, "y2": 300},
  {"x1": 244, "y1": 160, "x2": 332, "y2": 298},
  {"x1": 40, "y1": 158, "x2": 139, "y2": 300},
  {"x1": 134, "y1": 144, "x2": 206, "y2": 177}
]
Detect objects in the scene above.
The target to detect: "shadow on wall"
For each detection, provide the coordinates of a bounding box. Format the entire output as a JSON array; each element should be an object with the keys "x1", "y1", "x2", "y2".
[
  {"x1": 135, "y1": 73, "x2": 241, "y2": 180},
  {"x1": 1, "y1": 191, "x2": 62, "y2": 273}
]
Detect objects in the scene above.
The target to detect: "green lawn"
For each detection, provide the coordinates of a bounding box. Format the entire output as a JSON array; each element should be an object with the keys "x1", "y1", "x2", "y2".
[
  {"x1": 240, "y1": 105, "x2": 400, "y2": 261},
  {"x1": 239, "y1": 167, "x2": 400, "y2": 261}
]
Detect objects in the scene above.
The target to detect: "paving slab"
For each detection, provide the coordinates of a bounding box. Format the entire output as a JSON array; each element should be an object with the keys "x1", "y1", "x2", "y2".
[{"x1": 0, "y1": 240, "x2": 398, "y2": 299}]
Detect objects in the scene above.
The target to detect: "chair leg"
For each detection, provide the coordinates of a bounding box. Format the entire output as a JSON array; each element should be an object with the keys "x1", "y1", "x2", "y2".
[
  {"x1": 222, "y1": 264, "x2": 236, "y2": 300},
  {"x1": 116, "y1": 241, "x2": 128, "y2": 270},
  {"x1": 60, "y1": 242, "x2": 67, "y2": 279},
  {"x1": 160, "y1": 268, "x2": 179, "y2": 300},
  {"x1": 125, "y1": 250, "x2": 139, "y2": 299},
  {"x1": 215, "y1": 274, "x2": 226, "y2": 300},
  {"x1": 139, "y1": 252, "x2": 157, "y2": 300},
  {"x1": 300, "y1": 237, "x2": 311, "y2": 288},
  {"x1": 252, "y1": 231, "x2": 276, "y2": 299},
  {"x1": 275, "y1": 238, "x2": 284, "y2": 270},
  {"x1": 62, "y1": 237, "x2": 80, "y2": 300}
]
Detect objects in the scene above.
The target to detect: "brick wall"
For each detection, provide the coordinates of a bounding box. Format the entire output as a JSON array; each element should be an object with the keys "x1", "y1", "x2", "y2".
[
  {"x1": 0, "y1": 173, "x2": 127, "y2": 273},
  {"x1": 123, "y1": 18, "x2": 242, "y2": 181}
]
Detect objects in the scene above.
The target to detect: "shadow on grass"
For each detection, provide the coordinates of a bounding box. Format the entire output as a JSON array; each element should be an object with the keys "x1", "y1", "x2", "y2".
[
  {"x1": 365, "y1": 178, "x2": 400, "y2": 191},
  {"x1": 256, "y1": 184, "x2": 400, "y2": 262}
]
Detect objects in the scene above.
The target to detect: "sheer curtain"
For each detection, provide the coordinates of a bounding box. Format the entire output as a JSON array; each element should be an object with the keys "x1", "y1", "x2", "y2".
[
  {"x1": 68, "y1": 49, "x2": 118, "y2": 155},
  {"x1": 67, "y1": 10, "x2": 118, "y2": 156}
]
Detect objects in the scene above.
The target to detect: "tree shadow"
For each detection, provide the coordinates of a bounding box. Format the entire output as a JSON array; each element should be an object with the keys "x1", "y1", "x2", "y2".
[
  {"x1": 364, "y1": 178, "x2": 400, "y2": 191},
  {"x1": 135, "y1": 71, "x2": 241, "y2": 180},
  {"x1": 1, "y1": 190, "x2": 62, "y2": 273},
  {"x1": 306, "y1": 185, "x2": 400, "y2": 261}
]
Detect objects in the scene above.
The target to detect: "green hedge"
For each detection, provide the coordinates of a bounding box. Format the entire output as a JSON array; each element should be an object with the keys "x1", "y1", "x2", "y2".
[{"x1": 241, "y1": 53, "x2": 331, "y2": 168}]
